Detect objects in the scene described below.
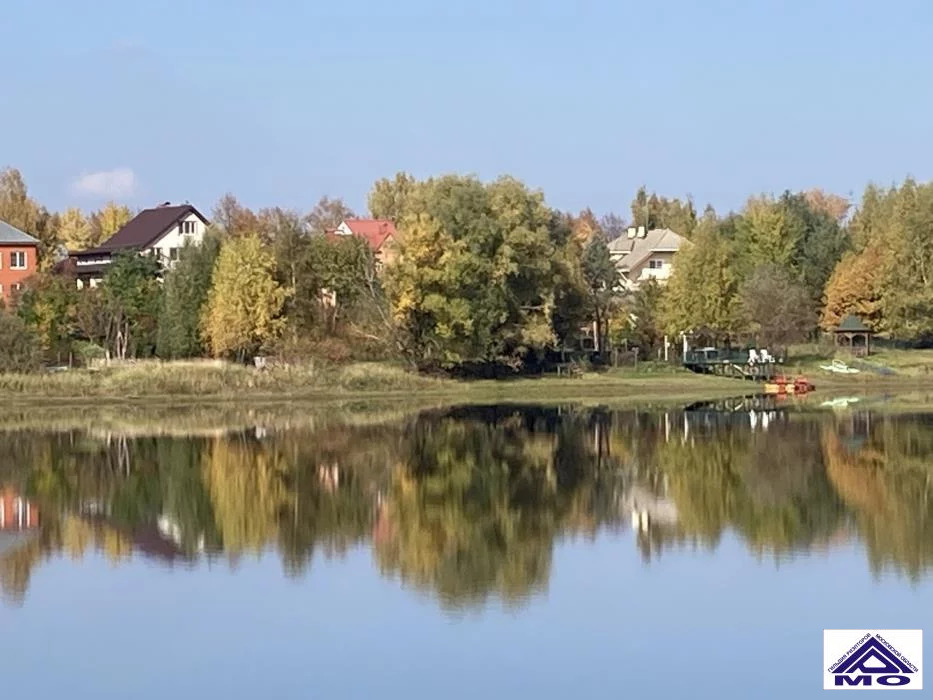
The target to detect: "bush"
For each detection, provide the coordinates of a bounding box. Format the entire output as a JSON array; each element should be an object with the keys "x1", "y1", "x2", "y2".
[{"x1": 0, "y1": 313, "x2": 42, "y2": 373}]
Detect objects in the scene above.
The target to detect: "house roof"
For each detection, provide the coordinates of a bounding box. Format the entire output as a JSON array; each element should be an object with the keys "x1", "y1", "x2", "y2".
[
  {"x1": 0, "y1": 219, "x2": 40, "y2": 245},
  {"x1": 836, "y1": 314, "x2": 873, "y2": 333},
  {"x1": 77, "y1": 204, "x2": 208, "y2": 256},
  {"x1": 338, "y1": 218, "x2": 397, "y2": 252},
  {"x1": 613, "y1": 228, "x2": 690, "y2": 270}
]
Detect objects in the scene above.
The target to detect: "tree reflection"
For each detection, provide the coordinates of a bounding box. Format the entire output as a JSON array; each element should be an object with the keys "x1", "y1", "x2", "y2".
[{"x1": 1, "y1": 403, "x2": 932, "y2": 607}]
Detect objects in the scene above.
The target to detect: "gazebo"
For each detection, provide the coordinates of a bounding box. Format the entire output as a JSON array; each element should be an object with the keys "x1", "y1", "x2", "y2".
[{"x1": 834, "y1": 315, "x2": 874, "y2": 356}]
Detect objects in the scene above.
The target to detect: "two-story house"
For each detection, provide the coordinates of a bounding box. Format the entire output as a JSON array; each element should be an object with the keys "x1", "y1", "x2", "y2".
[
  {"x1": 70, "y1": 202, "x2": 209, "y2": 288},
  {"x1": 0, "y1": 220, "x2": 39, "y2": 305},
  {"x1": 608, "y1": 226, "x2": 690, "y2": 290}
]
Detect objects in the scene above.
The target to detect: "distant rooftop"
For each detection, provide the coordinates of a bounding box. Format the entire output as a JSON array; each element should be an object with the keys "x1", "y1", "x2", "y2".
[
  {"x1": 610, "y1": 227, "x2": 689, "y2": 270},
  {"x1": 0, "y1": 219, "x2": 40, "y2": 245}
]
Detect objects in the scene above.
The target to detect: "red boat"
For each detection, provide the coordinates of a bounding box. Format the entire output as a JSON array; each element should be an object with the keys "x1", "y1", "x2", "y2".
[{"x1": 764, "y1": 375, "x2": 815, "y2": 395}]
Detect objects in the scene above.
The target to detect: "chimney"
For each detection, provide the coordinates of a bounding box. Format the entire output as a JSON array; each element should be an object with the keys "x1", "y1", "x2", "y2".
[
  {"x1": 637, "y1": 226, "x2": 646, "y2": 238},
  {"x1": 626, "y1": 227, "x2": 637, "y2": 239},
  {"x1": 158, "y1": 201, "x2": 171, "y2": 207}
]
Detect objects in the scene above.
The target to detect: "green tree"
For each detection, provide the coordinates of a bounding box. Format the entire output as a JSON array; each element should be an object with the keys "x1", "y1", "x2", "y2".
[
  {"x1": 580, "y1": 230, "x2": 620, "y2": 353},
  {"x1": 201, "y1": 234, "x2": 288, "y2": 360},
  {"x1": 157, "y1": 234, "x2": 221, "y2": 358},
  {"x1": 630, "y1": 186, "x2": 697, "y2": 236},
  {"x1": 661, "y1": 213, "x2": 741, "y2": 339},
  {"x1": 101, "y1": 252, "x2": 163, "y2": 359},
  {"x1": 368, "y1": 172, "x2": 416, "y2": 221},
  {"x1": 0, "y1": 167, "x2": 59, "y2": 268},
  {"x1": 0, "y1": 311, "x2": 41, "y2": 372},
  {"x1": 16, "y1": 272, "x2": 77, "y2": 363}
]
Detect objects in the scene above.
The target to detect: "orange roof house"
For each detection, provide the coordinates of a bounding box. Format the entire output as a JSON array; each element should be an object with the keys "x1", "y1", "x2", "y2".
[{"x1": 328, "y1": 219, "x2": 398, "y2": 265}]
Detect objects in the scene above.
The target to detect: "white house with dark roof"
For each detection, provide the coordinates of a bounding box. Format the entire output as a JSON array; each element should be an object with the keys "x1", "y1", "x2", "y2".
[
  {"x1": 608, "y1": 226, "x2": 691, "y2": 290},
  {"x1": 69, "y1": 202, "x2": 209, "y2": 287}
]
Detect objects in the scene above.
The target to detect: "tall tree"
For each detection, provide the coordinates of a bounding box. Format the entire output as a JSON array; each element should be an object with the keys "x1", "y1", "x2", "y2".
[
  {"x1": 738, "y1": 264, "x2": 816, "y2": 346},
  {"x1": 88, "y1": 202, "x2": 133, "y2": 243},
  {"x1": 580, "y1": 231, "x2": 620, "y2": 353},
  {"x1": 630, "y1": 186, "x2": 697, "y2": 236},
  {"x1": 368, "y1": 172, "x2": 416, "y2": 221},
  {"x1": 212, "y1": 193, "x2": 259, "y2": 237},
  {"x1": 58, "y1": 208, "x2": 94, "y2": 252},
  {"x1": 388, "y1": 175, "x2": 557, "y2": 368},
  {"x1": 305, "y1": 196, "x2": 355, "y2": 235},
  {"x1": 821, "y1": 247, "x2": 884, "y2": 331},
  {"x1": 16, "y1": 272, "x2": 77, "y2": 363},
  {"x1": 201, "y1": 234, "x2": 288, "y2": 360},
  {"x1": 0, "y1": 167, "x2": 58, "y2": 268},
  {"x1": 100, "y1": 252, "x2": 163, "y2": 359},
  {"x1": 157, "y1": 234, "x2": 221, "y2": 358},
  {"x1": 661, "y1": 213, "x2": 741, "y2": 339}
]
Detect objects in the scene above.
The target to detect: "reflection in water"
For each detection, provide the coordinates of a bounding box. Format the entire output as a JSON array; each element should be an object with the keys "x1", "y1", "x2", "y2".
[{"x1": 1, "y1": 403, "x2": 931, "y2": 608}]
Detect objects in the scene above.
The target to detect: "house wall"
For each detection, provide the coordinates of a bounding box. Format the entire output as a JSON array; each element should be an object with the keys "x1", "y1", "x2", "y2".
[
  {"x1": 0, "y1": 489, "x2": 39, "y2": 530},
  {"x1": 334, "y1": 222, "x2": 353, "y2": 236},
  {"x1": 625, "y1": 251, "x2": 678, "y2": 288},
  {"x1": 146, "y1": 212, "x2": 207, "y2": 266},
  {"x1": 0, "y1": 244, "x2": 37, "y2": 304}
]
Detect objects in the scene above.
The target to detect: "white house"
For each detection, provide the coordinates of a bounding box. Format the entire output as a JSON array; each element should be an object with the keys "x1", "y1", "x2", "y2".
[
  {"x1": 69, "y1": 203, "x2": 209, "y2": 287},
  {"x1": 608, "y1": 226, "x2": 691, "y2": 290}
]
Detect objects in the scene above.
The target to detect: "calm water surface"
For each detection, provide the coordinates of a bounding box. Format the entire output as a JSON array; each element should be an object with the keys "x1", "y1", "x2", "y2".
[{"x1": 1, "y1": 399, "x2": 931, "y2": 698}]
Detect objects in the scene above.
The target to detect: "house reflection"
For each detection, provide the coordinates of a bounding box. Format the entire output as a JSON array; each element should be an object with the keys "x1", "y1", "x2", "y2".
[{"x1": 0, "y1": 488, "x2": 39, "y2": 531}]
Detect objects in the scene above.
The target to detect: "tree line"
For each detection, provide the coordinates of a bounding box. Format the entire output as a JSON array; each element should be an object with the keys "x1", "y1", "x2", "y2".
[{"x1": 2, "y1": 164, "x2": 931, "y2": 372}]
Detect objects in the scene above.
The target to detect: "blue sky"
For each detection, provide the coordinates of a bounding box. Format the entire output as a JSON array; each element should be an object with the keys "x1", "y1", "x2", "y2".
[{"x1": 3, "y1": 0, "x2": 932, "y2": 218}]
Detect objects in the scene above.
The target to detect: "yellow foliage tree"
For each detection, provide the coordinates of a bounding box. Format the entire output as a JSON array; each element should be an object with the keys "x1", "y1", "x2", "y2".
[
  {"x1": 201, "y1": 234, "x2": 288, "y2": 359},
  {"x1": 821, "y1": 246, "x2": 883, "y2": 331},
  {"x1": 89, "y1": 202, "x2": 133, "y2": 243},
  {"x1": 58, "y1": 207, "x2": 93, "y2": 251}
]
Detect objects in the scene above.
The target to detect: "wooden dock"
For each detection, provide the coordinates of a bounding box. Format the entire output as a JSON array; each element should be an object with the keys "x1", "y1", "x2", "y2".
[{"x1": 682, "y1": 348, "x2": 781, "y2": 382}]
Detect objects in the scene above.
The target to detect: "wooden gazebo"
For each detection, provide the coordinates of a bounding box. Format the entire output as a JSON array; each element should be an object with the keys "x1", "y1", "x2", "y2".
[{"x1": 834, "y1": 315, "x2": 874, "y2": 356}]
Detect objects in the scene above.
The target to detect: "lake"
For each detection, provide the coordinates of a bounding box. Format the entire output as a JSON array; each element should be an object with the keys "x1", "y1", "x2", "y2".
[{"x1": 1, "y1": 397, "x2": 930, "y2": 698}]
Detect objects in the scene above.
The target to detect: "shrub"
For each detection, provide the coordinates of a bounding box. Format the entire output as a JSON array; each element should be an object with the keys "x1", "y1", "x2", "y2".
[{"x1": 0, "y1": 313, "x2": 42, "y2": 373}]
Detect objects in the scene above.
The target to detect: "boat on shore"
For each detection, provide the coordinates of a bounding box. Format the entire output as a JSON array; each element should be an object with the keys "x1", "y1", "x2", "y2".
[{"x1": 763, "y1": 375, "x2": 815, "y2": 395}]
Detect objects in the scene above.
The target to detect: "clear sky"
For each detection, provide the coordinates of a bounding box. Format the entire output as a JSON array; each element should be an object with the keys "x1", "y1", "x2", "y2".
[{"x1": 3, "y1": 0, "x2": 932, "y2": 218}]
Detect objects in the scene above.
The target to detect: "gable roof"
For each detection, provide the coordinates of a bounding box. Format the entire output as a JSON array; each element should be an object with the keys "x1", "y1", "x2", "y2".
[
  {"x1": 836, "y1": 314, "x2": 873, "y2": 333},
  {"x1": 0, "y1": 219, "x2": 40, "y2": 245},
  {"x1": 614, "y1": 228, "x2": 690, "y2": 271},
  {"x1": 79, "y1": 204, "x2": 208, "y2": 255},
  {"x1": 339, "y1": 219, "x2": 397, "y2": 252}
]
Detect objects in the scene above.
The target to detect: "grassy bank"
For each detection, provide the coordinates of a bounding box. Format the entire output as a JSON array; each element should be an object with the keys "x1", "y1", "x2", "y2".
[
  {"x1": 0, "y1": 359, "x2": 744, "y2": 404},
  {"x1": 0, "y1": 349, "x2": 931, "y2": 406}
]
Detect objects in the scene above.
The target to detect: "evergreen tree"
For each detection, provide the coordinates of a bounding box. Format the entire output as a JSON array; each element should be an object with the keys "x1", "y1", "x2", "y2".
[{"x1": 157, "y1": 235, "x2": 221, "y2": 358}]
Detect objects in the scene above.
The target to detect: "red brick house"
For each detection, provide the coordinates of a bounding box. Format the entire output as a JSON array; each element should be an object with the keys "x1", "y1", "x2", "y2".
[{"x1": 0, "y1": 219, "x2": 39, "y2": 305}]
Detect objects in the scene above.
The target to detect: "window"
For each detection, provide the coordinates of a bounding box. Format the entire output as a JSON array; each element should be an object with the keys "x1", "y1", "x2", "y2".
[
  {"x1": 169, "y1": 247, "x2": 180, "y2": 261},
  {"x1": 648, "y1": 259, "x2": 664, "y2": 270},
  {"x1": 11, "y1": 250, "x2": 27, "y2": 269},
  {"x1": 181, "y1": 220, "x2": 196, "y2": 234}
]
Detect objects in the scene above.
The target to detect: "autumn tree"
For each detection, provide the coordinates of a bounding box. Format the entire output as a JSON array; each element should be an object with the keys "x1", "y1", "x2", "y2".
[
  {"x1": 201, "y1": 234, "x2": 288, "y2": 360},
  {"x1": 0, "y1": 167, "x2": 58, "y2": 267},
  {"x1": 305, "y1": 196, "x2": 355, "y2": 235},
  {"x1": 388, "y1": 175, "x2": 558, "y2": 368},
  {"x1": 821, "y1": 247, "x2": 884, "y2": 331},
  {"x1": 88, "y1": 202, "x2": 132, "y2": 244},
  {"x1": 57, "y1": 208, "x2": 93, "y2": 252},
  {"x1": 212, "y1": 193, "x2": 259, "y2": 237},
  {"x1": 368, "y1": 172, "x2": 416, "y2": 221},
  {"x1": 0, "y1": 311, "x2": 42, "y2": 372}
]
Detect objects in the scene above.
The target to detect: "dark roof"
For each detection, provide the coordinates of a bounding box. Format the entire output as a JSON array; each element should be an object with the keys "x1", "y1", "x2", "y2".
[
  {"x1": 77, "y1": 204, "x2": 208, "y2": 256},
  {"x1": 0, "y1": 219, "x2": 40, "y2": 245},
  {"x1": 836, "y1": 314, "x2": 873, "y2": 333}
]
